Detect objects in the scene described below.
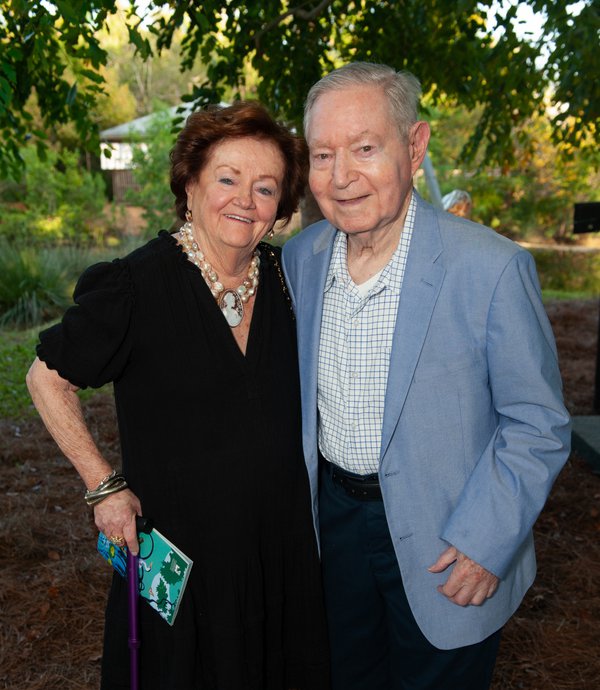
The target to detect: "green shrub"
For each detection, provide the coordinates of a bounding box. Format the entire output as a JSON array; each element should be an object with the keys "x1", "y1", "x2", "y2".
[
  {"x1": 0, "y1": 178, "x2": 24, "y2": 203},
  {"x1": 532, "y1": 249, "x2": 600, "y2": 296},
  {"x1": 0, "y1": 242, "x2": 92, "y2": 328},
  {"x1": 0, "y1": 147, "x2": 109, "y2": 246}
]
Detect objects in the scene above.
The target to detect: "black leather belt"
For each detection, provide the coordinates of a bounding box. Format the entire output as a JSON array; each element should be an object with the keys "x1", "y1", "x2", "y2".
[{"x1": 325, "y1": 460, "x2": 382, "y2": 501}]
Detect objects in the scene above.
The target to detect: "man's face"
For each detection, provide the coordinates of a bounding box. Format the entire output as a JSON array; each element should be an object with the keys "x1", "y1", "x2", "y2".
[{"x1": 306, "y1": 84, "x2": 428, "y2": 238}]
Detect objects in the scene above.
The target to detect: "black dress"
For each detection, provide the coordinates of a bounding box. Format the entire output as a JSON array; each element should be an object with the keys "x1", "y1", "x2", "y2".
[{"x1": 37, "y1": 232, "x2": 330, "y2": 690}]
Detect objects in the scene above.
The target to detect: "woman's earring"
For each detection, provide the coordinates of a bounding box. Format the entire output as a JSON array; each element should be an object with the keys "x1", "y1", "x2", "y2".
[
  {"x1": 267, "y1": 228, "x2": 275, "y2": 240},
  {"x1": 185, "y1": 209, "x2": 192, "y2": 223}
]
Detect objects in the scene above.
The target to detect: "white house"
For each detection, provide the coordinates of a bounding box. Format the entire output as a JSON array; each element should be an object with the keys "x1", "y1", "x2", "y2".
[{"x1": 100, "y1": 105, "x2": 194, "y2": 202}]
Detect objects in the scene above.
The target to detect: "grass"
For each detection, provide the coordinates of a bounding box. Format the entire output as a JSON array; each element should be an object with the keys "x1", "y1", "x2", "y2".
[
  {"x1": 0, "y1": 327, "x2": 41, "y2": 419},
  {"x1": 543, "y1": 289, "x2": 600, "y2": 300},
  {"x1": 0, "y1": 325, "x2": 103, "y2": 421},
  {"x1": 531, "y1": 247, "x2": 600, "y2": 296}
]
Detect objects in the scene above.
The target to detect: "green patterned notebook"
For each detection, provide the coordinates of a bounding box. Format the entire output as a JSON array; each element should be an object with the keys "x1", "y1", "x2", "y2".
[{"x1": 97, "y1": 526, "x2": 193, "y2": 626}]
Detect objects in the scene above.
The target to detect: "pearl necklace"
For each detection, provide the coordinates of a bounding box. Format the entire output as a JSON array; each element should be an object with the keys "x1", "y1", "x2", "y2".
[{"x1": 178, "y1": 221, "x2": 260, "y2": 328}]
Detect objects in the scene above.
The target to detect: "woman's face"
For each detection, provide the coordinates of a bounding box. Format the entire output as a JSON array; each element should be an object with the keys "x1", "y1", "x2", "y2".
[{"x1": 186, "y1": 136, "x2": 285, "y2": 256}]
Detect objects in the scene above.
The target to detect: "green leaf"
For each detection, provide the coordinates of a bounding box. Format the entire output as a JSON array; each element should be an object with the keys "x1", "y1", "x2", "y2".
[
  {"x1": 0, "y1": 63, "x2": 17, "y2": 83},
  {"x1": 127, "y1": 25, "x2": 152, "y2": 59},
  {"x1": 35, "y1": 140, "x2": 48, "y2": 161},
  {"x1": 78, "y1": 68, "x2": 105, "y2": 84},
  {"x1": 0, "y1": 77, "x2": 12, "y2": 105},
  {"x1": 54, "y1": 0, "x2": 82, "y2": 24},
  {"x1": 65, "y1": 83, "x2": 78, "y2": 106}
]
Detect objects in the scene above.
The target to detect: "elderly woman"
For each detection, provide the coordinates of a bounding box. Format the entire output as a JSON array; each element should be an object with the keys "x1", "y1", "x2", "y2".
[{"x1": 26, "y1": 102, "x2": 330, "y2": 690}]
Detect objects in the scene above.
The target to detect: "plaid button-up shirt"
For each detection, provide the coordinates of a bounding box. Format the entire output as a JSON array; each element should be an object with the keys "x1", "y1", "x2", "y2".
[{"x1": 317, "y1": 193, "x2": 416, "y2": 474}]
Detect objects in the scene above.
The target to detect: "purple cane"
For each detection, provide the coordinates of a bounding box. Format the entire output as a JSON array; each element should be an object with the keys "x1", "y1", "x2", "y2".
[{"x1": 127, "y1": 549, "x2": 140, "y2": 690}]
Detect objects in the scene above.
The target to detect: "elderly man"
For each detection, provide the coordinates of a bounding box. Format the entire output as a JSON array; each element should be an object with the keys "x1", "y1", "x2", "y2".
[{"x1": 282, "y1": 62, "x2": 571, "y2": 690}]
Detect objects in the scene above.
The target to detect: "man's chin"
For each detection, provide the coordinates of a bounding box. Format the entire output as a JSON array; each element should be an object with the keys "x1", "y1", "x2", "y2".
[{"x1": 336, "y1": 222, "x2": 377, "y2": 235}]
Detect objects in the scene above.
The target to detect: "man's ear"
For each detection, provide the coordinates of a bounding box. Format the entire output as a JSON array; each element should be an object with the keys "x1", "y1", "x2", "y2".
[{"x1": 409, "y1": 121, "x2": 431, "y2": 175}]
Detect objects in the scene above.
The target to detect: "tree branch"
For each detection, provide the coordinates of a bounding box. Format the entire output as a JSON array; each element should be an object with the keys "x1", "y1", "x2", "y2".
[{"x1": 254, "y1": 0, "x2": 333, "y2": 54}]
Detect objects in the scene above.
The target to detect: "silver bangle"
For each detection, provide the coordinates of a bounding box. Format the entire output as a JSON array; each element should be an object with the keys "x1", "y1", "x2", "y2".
[{"x1": 84, "y1": 470, "x2": 128, "y2": 506}]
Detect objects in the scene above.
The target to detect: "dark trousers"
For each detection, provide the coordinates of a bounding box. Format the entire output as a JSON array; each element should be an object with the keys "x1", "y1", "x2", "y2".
[{"x1": 319, "y1": 460, "x2": 501, "y2": 690}]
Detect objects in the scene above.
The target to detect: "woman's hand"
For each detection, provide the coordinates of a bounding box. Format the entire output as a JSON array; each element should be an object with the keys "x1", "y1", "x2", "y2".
[
  {"x1": 93, "y1": 488, "x2": 142, "y2": 555},
  {"x1": 26, "y1": 360, "x2": 143, "y2": 551}
]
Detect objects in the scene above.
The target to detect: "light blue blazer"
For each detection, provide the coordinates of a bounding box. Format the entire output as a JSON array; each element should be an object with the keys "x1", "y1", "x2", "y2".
[{"x1": 282, "y1": 192, "x2": 571, "y2": 649}]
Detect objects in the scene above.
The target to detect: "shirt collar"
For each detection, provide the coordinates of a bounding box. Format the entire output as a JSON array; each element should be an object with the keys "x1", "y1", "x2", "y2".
[
  {"x1": 323, "y1": 231, "x2": 349, "y2": 293},
  {"x1": 323, "y1": 189, "x2": 417, "y2": 295}
]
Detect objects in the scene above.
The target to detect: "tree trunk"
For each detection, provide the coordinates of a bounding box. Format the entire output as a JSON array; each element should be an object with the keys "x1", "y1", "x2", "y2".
[{"x1": 300, "y1": 185, "x2": 324, "y2": 228}]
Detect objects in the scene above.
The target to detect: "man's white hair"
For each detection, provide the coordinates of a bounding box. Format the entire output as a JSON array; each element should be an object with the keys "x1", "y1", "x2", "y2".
[{"x1": 304, "y1": 62, "x2": 422, "y2": 142}]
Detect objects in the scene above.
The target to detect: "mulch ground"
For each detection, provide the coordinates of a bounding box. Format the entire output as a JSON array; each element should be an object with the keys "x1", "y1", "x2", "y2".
[{"x1": 1, "y1": 299, "x2": 598, "y2": 689}]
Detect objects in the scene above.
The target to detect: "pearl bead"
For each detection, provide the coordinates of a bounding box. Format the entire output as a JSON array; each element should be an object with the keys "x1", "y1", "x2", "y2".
[{"x1": 178, "y1": 221, "x2": 260, "y2": 328}]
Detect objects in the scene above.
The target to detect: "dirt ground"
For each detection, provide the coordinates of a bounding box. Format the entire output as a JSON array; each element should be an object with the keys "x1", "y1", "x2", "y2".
[{"x1": 1, "y1": 299, "x2": 598, "y2": 689}]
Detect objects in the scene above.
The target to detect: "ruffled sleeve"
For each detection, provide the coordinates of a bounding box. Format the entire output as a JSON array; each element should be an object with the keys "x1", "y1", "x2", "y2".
[{"x1": 36, "y1": 258, "x2": 134, "y2": 389}]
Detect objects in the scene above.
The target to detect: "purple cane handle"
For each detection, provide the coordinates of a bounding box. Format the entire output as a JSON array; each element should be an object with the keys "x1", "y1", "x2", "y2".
[{"x1": 128, "y1": 550, "x2": 140, "y2": 690}]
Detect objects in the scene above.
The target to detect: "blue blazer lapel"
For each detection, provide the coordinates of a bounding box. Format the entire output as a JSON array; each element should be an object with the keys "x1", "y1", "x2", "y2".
[
  {"x1": 380, "y1": 199, "x2": 446, "y2": 463},
  {"x1": 296, "y1": 227, "x2": 336, "y2": 460}
]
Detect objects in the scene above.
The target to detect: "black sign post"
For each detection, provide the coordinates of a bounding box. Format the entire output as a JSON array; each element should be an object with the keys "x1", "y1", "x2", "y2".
[
  {"x1": 595, "y1": 311, "x2": 600, "y2": 413},
  {"x1": 573, "y1": 203, "x2": 600, "y2": 412}
]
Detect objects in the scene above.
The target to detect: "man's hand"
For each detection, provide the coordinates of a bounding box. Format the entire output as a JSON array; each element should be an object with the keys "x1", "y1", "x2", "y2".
[{"x1": 428, "y1": 546, "x2": 499, "y2": 606}]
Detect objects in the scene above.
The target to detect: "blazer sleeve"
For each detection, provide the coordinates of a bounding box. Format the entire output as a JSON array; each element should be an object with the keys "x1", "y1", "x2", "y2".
[{"x1": 440, "y1": 249, "x2": 571, "y2": 578}]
